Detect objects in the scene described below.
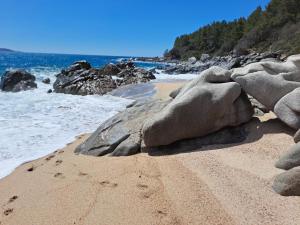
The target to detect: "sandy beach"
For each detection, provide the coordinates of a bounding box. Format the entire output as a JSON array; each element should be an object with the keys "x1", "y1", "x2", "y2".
[{"x1": 1, "y1": 82, "x2": 300, "y2": 225}]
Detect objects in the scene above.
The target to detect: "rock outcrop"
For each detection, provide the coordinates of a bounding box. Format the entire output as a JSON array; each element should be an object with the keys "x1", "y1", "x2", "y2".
[
  {"x1": 53, "y1": 61, "x2": 155, "y2": 95},
  {"x1": 76, "y1": 98, "x2": 249, "y2": 157},
  {"x1": 0, "y1": 70, "x2": 37, "y2": 92},
  {"x1": 142, "y1": 66, "x2": 254, "y2": 147},
  {"x1": 231, "y1": 55, "x2": 300, "y2": 110},
  {"x1": 163, "y1": 52, "x2": 281, "y2": 75},
  {"x1": 273, "y1": 167, "x2": 300, "y2": 196},
  {"x1": 75, "y1": 100, "x2": 170, "y2": 156},
  {"x1": 232, "y1": 54, "x2": 300, "y2": 130},
  {"x1": 42, "y1": 78, "x2": 51, "y2": 84}
]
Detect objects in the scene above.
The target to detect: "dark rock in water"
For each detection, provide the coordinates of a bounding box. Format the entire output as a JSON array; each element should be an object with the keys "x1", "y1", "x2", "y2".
[
  {"x1": 149, "y1": 68, "x2": 158, "y2": 74},
  {"x1": 115, "y1": 67, "x2": 155, "y2": 86},
  {"x1": 276, "y1": 143, "x2": 300, "y2": 170},
  {"x1": 101, "y1": 63, "x2": 121, "y2": 75},
  {"x1": 53, "y1": 61, "x2": 155, "y2": 95},
  {"x1": 75, "y1": 100, "x2": 170, "y2": 156},
  {"x1": 67, "y1": 60, "x2": 91, "y2": 72},
  {"x1": 273, "y1": 167, "x2": 300, "y2": 196},
  {"x1": 42, "y1": 78, "x2": 51, "y2": 84},
  {"x1": 47, "y1": 89, "x2": 53, "y2": 94},
  {"x1": 0, "y1": 70, "x2": 37, "y2": 92}
]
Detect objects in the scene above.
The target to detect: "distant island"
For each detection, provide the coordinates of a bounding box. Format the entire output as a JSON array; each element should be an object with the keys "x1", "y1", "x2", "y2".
[{"x1": 0, "y1": 48, "x2": 16, "y2": 53}]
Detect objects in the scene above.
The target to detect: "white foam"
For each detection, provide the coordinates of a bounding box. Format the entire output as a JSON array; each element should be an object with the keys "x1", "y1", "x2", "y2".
[
  {"x1": 0, "y1": 68, "x2": 133, "y2": 179},
  {"x1": 154, "y1": 70, "x2": 199, "y2": 80}
]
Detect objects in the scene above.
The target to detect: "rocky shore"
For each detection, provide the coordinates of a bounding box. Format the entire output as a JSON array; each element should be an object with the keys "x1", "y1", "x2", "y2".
[
  {"x1": 155, "y1": 52, "x2": 283, "y2": 75},
  {"x1": 76, "y1": 54, "x2": 300, "y2": 197},
  {"x1": 2, "y1": 52, "x2": 300, "y2": 198},
  {"x1": 53, "y1": 61, "x2": 155, "y2": 95},
  {"x1": 1, "y1": 82, "x2": 300, "y2": 225}
]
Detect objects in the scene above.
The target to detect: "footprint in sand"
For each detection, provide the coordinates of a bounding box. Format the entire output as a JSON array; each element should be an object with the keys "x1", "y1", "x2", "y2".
[
  {"x1": 45, "y1": 155, "x2": 55, "y2": 161},
  {"x1": 8, "y1": 196, "x2": 18, "y2": 204},
  {"x1": 156, "y1": 210, "x2": 168, "y2": 216},
  {"x1": 54, "y1": 172, "x2": 65, "y2": 178},
  {"x1": 78, "y1": 172, "x2": 88, "y2": 176},
  {"x1": 137, "y1": 183, "x2": 148, "y2": 189},
  {"x1": 3, "y1": 208, "x2": 13, "y2": 216},
  {"x1": 137, "y1": 184, "x2": 155, "y2": 199},
  {"x1": 99, "y1": 181, "x2": 118, "y2": 188},
  {"x1": 55, "y1": 160, "x2": 63, "y2": 166},
  {"x1": 58, "y1": 150, "x2": 64, "y2": 154}
]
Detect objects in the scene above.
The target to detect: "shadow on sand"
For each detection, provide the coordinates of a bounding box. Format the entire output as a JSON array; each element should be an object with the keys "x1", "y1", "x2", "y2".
[{"x1": 147, "y1": 117, "x2": 295, "y2": 156}]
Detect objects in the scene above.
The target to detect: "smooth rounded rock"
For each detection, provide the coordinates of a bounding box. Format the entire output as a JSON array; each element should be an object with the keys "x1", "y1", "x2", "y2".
[
  {"x1": 274, "y1": 88, "x2": 300, "y2": 130},
  {"x1": 231, "y1": 55, "x2": 300, "y2": 110},
  {"x1": 276, "y1": 143, "x2": 300, "y2": 170},
  {"x1": 142, "y1": 66, "x2": 254, "y2": 147},
  {"x1": 273, "y1": 167, "x2": 300, "y2": 196}
]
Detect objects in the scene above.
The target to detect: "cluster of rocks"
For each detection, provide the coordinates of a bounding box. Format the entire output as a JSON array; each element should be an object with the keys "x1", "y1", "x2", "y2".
[
  {"x1": 53, "y1": 61, "x2": 155, "y2": 95},
  {"x1": 76, "y1": 54, "x2": 300, "y2": 197},
  {"x1": 0, "y1": 70, "x2": 37, "y2": 92},
  {"x1": 163, "y1": 52, "x2": 282, "y2": 75},
  {"x1": 76, "y1": 65, "x2": 255, "y2": 157}
]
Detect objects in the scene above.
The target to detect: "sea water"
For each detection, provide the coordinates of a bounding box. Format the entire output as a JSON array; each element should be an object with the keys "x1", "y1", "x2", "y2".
[{"x1": 0, "y1": 52, "x2": 198, "y2": 179}]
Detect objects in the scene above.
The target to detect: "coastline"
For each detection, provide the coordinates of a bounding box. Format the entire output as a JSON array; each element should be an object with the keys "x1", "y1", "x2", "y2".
[{"x1": 2, "y1": 81, "x2": 300, "y2": 225}]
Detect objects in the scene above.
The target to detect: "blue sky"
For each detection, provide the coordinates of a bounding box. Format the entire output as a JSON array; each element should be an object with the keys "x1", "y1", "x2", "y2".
[{"x1": 0, "y1": 0, "x2": 270, "y2": 56}]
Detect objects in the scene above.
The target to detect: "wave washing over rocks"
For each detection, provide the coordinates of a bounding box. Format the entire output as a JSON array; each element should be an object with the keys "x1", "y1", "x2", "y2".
[
  {"x1": 0, "y1": 68, "x2": 133, "y2": 179},
  {"x1": 0, "y1": 53, "x2": 198, "y2": 179}
]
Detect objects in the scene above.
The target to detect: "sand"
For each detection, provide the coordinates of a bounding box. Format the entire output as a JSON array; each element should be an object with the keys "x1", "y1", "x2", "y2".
[
  {"x1": 153, "y1": 81, "x2": 185, "y2": 100},
  {"x1": 1, "y1": 82, "x2": 300, "y2": 225}
]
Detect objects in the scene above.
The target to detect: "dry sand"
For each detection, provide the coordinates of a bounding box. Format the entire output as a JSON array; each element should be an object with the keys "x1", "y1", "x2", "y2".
[
  {"x1": 154, "y1": 81, "x2": 185, "y2": 100},
  {"x1": 1, "y1": 82, "x2": 300, "y2": 225}
]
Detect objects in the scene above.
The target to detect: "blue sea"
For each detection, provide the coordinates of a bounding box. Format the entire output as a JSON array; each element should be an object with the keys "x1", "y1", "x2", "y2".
[{"x1": 0, "y1": 52, "x2": 197, "y2": 179}]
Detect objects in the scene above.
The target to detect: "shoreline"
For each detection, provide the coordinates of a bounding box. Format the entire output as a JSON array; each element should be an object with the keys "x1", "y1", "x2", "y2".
[
  {"x1": 2, "y1": 81, "x2": 300, "y2": 225},
  {"x1": 0, "y1": 80, "x2": 186, "y2": 180}
]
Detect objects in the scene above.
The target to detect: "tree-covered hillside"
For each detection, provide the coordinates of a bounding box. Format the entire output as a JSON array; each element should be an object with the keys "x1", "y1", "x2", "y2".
[{"x1": 166, "y1": 0, "x2": 300, "y2": 59}]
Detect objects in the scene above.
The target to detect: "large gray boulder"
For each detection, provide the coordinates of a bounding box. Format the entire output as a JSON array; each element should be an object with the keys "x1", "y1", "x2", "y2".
[
  {"x1": 273, "y1": 167, "x2": 300, "y2": 196},
  {"x1": 274, "y1": 88, "x2": 300, "y2": 129},
  {"x1": 75, "y1": 100, "x2": 169, "y2": 156},
  {"x1": 0, "y1": 70, "x2": 37, "y2": 92},
  {"x1": 142, "y1": 66, "x2": 254, "y2": 147},
  {"x1": 231, "y1": 55, "x2": 300, "y2": 110},
  {"x1": 276, "y1": 143, "x2": 300, "y2": 170}
]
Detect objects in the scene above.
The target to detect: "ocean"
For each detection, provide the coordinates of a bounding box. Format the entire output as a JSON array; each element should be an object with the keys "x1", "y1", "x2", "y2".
[{"x1": 0, "y1": 52, "x2": 197, "y2": 179}]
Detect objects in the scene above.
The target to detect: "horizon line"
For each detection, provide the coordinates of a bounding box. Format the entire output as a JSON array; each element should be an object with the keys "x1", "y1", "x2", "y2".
[{"x1": 0, "y1": 48, "x2": 162, "y2": 58}]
